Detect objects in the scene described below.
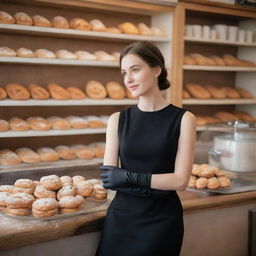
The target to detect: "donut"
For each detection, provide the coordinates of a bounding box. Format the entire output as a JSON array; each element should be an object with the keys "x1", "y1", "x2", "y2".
[
  {"x1": 34, "y1": 185, "x2": 56, "y2": 199},
  {"x1": 6, "y1": 193, "x2": 35, "y2": 209},
  {"x1": 58, "y1": 195, "x2": 84, "y2": 209},
  {"x1": 14, "y1": 179, "x2": 35, "y2": 189},
  {"x1": 6, "y1": 207, "x2": 31, "y2": 216},
  {"x1": 0, "y1": 185, "x2": 14, "y2": 193},
  {"x1": 32, "y1": 207, "x2": 58, "y2": 218},
  {"x1": 85, "y1": 80, "x2": 107, "y2": 100},
  {"x1": 32, "y1": 198, "x2": 58, "y2": 211},
  {"x1": 76, "y1": 181, "x2": 94, "y2": 197},
  {"x1": 60, "y1": 176, "x2": 73, "y2": 186},
  {"x1": 0, "y1": 192, "x2": 11, "y2": 207},
  {"x1": 12, "y1": 187, "x2": 34, "y2": 195},
  {"x1": 40, "y1": 175, "x2": 62, "y2": 191},
  {"x1": 72, "y1": 175, "x2": 86, "y2": 186},
  {"x1": 5, "y1": 83, "x2": 30, "y2": 100},
  {"x1": 93, "y1": 184, "x2": 107, "y2": 200},
  {"x1": 57, "y1": 185, "x2": 77, "y2": 200}
]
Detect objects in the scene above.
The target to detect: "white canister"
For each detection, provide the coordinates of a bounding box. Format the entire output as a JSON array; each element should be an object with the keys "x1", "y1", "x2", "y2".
[
  {"x1": 192, "y1": 25, "x2": 202, "y2": 39},
  {"x1": 202, "y1": 25, "x2": 210, "y2": 40},
  {"x1": 185, "y1": 25, "x2": 193, "y2": 37},
  {"x1": 214, "y1": 24, "x2": 227, "y2": 40},
  {"x1": 238, "y1": 30, "x2": 246, "y2": 43},
  {"x1": 227, "y1": 26, "x2": 238, "y2": 42},
  {"x1": 210, "y1": 29, "x2": 217, "y2": 40},
  {"x1": 245, "y1": 30, "x2": 253, "y2": 43}
]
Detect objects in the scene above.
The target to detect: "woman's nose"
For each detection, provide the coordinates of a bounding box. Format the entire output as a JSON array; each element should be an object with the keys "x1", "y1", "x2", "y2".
[{"x1": 126, "y1": 72, "x2": 134, "y2": 84}]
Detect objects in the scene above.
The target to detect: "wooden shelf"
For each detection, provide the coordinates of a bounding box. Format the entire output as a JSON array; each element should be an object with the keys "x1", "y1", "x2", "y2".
[
  {"x1": 0, "y1": 24, "x2": 171, "y2": 43},
  {"x1": 183, "y1": 99, "x2": 256, "y2": 105},
  {"x1": 0, "y1": 128, "x2": 106, "y2": 138},
  {"x1": 183, "y1": 65, "x2": 256, "y2": 71},
  {"x1": 0, "y1": 57, "x2": 119, "y2": 67},
  {"x1": 0, "y1": 98, "x2": 138, "y2": 106},
  {"x1": 184, "y1": 36, "x2": 256, "y2": 47}
]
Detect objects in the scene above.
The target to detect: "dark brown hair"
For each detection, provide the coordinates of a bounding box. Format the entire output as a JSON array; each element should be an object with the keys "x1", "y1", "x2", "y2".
[{"x1": 119, "y1": 41, "x2": 170, "y2": 90}]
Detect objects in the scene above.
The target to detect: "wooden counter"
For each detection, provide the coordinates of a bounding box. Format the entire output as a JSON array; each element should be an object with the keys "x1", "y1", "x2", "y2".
[{"x1": 1, "y1": 189, "x2": 256, "y2": 251}]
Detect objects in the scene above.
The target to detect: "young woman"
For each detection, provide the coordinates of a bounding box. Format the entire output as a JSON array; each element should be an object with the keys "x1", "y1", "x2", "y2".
[{"x1": 96, "y1": 41, "x2": 196, "y2": 256}]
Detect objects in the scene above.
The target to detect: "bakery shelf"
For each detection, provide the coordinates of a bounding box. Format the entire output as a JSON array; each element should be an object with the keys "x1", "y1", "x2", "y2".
[
  {"x1": 183, "y1": 99, "x2": 256, "y2": 105},
  {"x1": 0, "y1": 158, "x2": 103, "y2": 173},
  {"x1": 0, "y1": 24, "x2": 171, "y2": 43},
  {"x1": 0, "y1": 57, "x2": 119, "y2": 67},
  {"x1": 0, "y1": 128, "x2": 106, "y2": 138},
  {"x1": 0, "y1": 98, "x2": 138, "y2": 106},
  {"x1": 184, "y1": 36, "x2": 256, "y2": 47},
  {"x1": 183, "y1": 65, "x2": 256, "y2": 71}
]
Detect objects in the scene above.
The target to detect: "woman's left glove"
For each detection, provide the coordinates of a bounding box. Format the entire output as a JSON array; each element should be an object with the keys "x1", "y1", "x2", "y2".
[{"x1": 100, "y1": 165, "x2": 152, "y2": 190}]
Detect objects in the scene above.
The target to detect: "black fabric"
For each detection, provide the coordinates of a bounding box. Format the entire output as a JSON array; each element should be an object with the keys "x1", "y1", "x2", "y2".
[{"x1": 96, "y1": 104, "x2": 186, "y2": 256}]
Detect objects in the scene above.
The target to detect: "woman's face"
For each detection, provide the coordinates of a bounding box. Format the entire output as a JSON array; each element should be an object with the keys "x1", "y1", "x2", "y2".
[{"x1": 121, "y1": 54, "x2": 160, "y2": 97}]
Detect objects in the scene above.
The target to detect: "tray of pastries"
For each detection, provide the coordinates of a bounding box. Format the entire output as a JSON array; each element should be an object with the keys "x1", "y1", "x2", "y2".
[{"x1": 0, "y1": 174, "x2": 110, "y2": 220}]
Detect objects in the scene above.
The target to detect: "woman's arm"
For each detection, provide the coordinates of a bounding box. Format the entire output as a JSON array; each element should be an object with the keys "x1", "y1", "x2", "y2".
[
  {"x1": 103, "y1": 112, "x2": 120, "y2": 166},
  {"x1": 151, "y1": 111, "x2": 196, "y2": 191}
]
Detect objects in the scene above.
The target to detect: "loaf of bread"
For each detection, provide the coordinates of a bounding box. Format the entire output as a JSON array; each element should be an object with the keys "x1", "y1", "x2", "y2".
[{"x1": 14, "y1": 12, "x2": 33, "y2": 26}]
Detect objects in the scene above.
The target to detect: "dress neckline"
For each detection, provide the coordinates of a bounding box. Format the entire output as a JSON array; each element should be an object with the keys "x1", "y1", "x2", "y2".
[{"x1": 136, "y1": 104, "x2": 171, "y2": 113}]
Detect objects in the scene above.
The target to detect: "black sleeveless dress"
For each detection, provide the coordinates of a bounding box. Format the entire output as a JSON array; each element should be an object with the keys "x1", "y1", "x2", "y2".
[{"x1": 96, "y1": 104, "x2": 187, "y2": 256}]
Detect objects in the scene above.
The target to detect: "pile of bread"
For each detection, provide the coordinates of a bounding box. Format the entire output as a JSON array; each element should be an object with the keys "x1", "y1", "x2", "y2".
[
  {"x1": 183, "y1": 83, "x2": 254, "y2": 100},
  {"x1": 0, "y1": 143, "x2": 105, "y2": 166},
  {"x1": 0, "y1": 46, "x2": 120, "y2": 62},
  {"x1": 184, "y1": 53, "x2": 256, "y2": 66},
  {"x1": 0, "y1": 11, "x2": 165, "y2": 37},
  {"x1": 0, "y1": 81, "x2": 135, "y2": 100},
  {"x1": 195, "y1": 110, "x2": 255, "y2": 126},
  {"x1": 188, "y1": 164, "x2": 232, "y2": 190},
  {"x1": 0, "y1": 175, "x2": 107, "y2": 218},
  {"x1": 0, "y1": 115, "x2": 108, "y2": 132}
]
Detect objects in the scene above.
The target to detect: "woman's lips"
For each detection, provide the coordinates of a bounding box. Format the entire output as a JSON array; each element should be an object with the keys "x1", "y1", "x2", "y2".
[{"x1": 129, "y1": 85, "x2": 139, "y2": 91}]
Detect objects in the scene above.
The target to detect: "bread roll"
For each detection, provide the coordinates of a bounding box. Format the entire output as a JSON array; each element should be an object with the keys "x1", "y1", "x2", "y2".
[
  {"x1": 214, "y1": 111, "x2": 237, "y2": 122},
  {"x1": 15, "y1": 148, "x2": 41, "y2": 163},
  {"x1": 26, "y1": 117, "x2": 51, "y2": 131},
  {"x1": 84, "y1": 115, "x2": 105, "y2": 128},
  {"x1": 47, "y1": 116, "x2": 71, "y2": 130},
  {"x1": 0, "y1": 11, "x2": 15, "y2": 24},
  {"x1": 106, "y1": 27, "x2": 121, "y2": 34},
  {"x1": 85, "y1": 80, "x2": 107, "y2": 100},
  {"x1": 0, "y1": 88, "x2": 7, "y2": 100},
  {"x1": 14, "y1": 12, "x2": 33, "y2": 26},
  {"x1": 52, "y1": 16, "x2": 69, "y2": 29},
  {"x1": 190, "y1": 53, "x2": 207, "y2": 65},
  {"x1": 28, "y1": 84, "x2": 50, "y2": 100},
  {"x1": 94, "y1": 51, "x2": 116, "y2": 61},
  {"x1": 16, "y1": 47, "x2": 35, "y2": 58},
  {"x1": 183, "y1": 89, "x2": 191, "y2": 99},
  {"x1": 5, "y1": 83, "x2": 30, "y2": 100},
  {"x1": 221, "y1": 87, "x2": 240, "y2": 99},
  {"x1": 90, "y1": 19, "x2": 106, "y2": 32},
  {"x1": 37, "y1": 147, "x2": 60, "y2": 162},
  {"x1": 151, "y1": 27, "x2": 165, "y2": 37},
  {"x1": 9, "y1": 117, "x2": 30, "y2": 131},
  {"x1": 0, "y1": 47, "x2": 16, "y2": 57},
  {"x1": 35, "y1": 49, "x2": 56, "y2": 59},
  {"x1": 89, "y1": 142, "x2": 105, "y2": 158},
  {"x1": 185, "y1": 83, "x2": 211, "y2": 99},
  {"x1": 32, "y1": 15, "x2": 51, "y2": 27},
  {"x1": 105, "y1": 81, "x2": 125, "y2": 99},
  {"x1": 137, "y1": 23, "x2": 152, "y2": 36},
  {"x1": 205, "y1": 85, "x2": 226, "y2": 99},
  {"x1": 0, "y1": 149, "x2": 21, "y2": 165},
  {"x1": 210, "y1": 55, "x2": 226, "y2": 66},
  {"x1": 0, "y1": 119, "x2": 9, "y2": 132},
  {"x1": 65, "y1": 116, "x2": 88, "y2": 129},
  {"x1": 56, "y1": 50, "x2": 77, "y2": 60},
  {"x1": 195, "y1": 115, "x2": 207, "y2": 126},
  {"x1": 118, "y1": 22, "x2": 139, "y2": 35},
  {"x1": 66, "y1": 87, "x2": 86, "y2": 99},
  {"x1": 70, "y1": 18, "x2": 90, "y2": 30},
  {"x1": 71, "y1": 144, "x2": 95, "y2": 159},
  {"x1": 75, "y1": 51, "x2": 97, "y2": 61},
  {"x1": 236, "y1": 88, "x2": 253, "y2": 99},
  {"x1": 184, "y1": 56, "x2": 197, "y2": 65},
  {"x1": 233, "y1": 111, "x2": 255, "y2": 122},
  {"x1": 55, "y1": 145, "x2": 76, "y2": 160},
  {"x1": 47, "y1": 83, "x2": 70, "y2": 100}
]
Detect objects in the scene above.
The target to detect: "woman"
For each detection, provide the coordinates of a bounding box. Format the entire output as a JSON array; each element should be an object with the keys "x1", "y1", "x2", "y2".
[{"x1": 96, "y1": 41, "x2": 196, "y2": 256}]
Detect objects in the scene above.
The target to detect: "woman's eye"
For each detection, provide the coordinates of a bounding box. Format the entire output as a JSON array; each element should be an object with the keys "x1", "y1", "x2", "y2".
[
  {"x1": 121, "y1": 72, "x2": 126, "y2": 76},
  {"x1": 132, "y1": 68, "x2": 139, "y2": 72}
]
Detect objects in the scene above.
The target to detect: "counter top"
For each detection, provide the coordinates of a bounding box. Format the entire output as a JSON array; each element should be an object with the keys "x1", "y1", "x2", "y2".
[{"x1": 1, "y1": 189, "x2": 256, "y2": 250}]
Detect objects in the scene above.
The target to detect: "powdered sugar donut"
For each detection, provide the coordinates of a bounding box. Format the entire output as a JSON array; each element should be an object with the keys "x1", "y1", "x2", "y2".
[
  {"x1": 60, "y1": 176, "x2": 73, "y2": 186},
  {"x1": 76, "y1": 181, "x2": 94, "y2": 197},
  {"x1": 32, "y1": 198, "x2": 58, "y2": 211},
  {"x1": 58, "y1": 195, "x2": 84, "y2": 209},
  {"x1": 14, "y1": 178, "x2": 35, "y2": 189},
  {"x1": 57, "y1": 185, "x2": 77, "y2": 200},
  {"x1": 34, "y1": 185, "x2": 56, "y2": 199},
  {"x1": 40, "y1": 175, "x2": 62, "y2": 191},
  {"x1": 0, "y1": 185, "x2": 14, "y2": 193},
  {"x1": 6, "y1": 193, "x2": 35, "y2": 209}
]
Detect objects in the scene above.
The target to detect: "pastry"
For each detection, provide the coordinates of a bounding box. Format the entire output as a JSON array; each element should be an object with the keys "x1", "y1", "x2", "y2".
[
  {"x1": 14, "y1": 12, "x2": 33, "y2": 26},
  {"x1": 26, "y1": 117, "x2": 51, "y2": 130},
  {"x1": 6, "y1": 193, "x2": 35, "y2": 209},
  {"x1": 217, "y1": 176, "x2": 231, "y2": 188},
  {"x1": 54, "y1": 145, "x2": 77, "y2": 160},
  {"x1": 183, "y1": 56, "x2": 197, "y2": 65},
  {"x1": 214, "y1": 169, "x2": 227, "y2": 177},
  {"x1": 71, "y1": 145, "x2": 95, "y2": 159},
  {"x1": 195, "y1": 177, "x2": 208, "y2": 189},
  {"x1": 210, "y1": 55, "x2": 226, "y2": 66},
  {"x1": 15, "y1": 148, "x2": 41, "y2": 163},
  {"x1": 65, "y1": 116, "x2": 88, "y2": 129},
  {"x1": 52, "y1": 16, "x2": 69, "y2": 29},
  {"x1": 0, "y1": 149, "x2": 21, "y2": 165},
  {"x1": 105, "y1": 81, "x2": 126, "y2": 99},
  {"x1": 205, "y1": 85, "x2": 226, "y2": 99},
  {"x1": 35, "y1": 49, "x2": 56, "y2": 59},
  {"x1": 5, "y1": 83, "x2": 30, "y2": 100},
  {"x1": 236, "y1": 88, "x2": 253, "y2": 99},
  {"x1": 0, "y1": 11, "x2": 15, "y2": 24},
  {"x1": 47, "y1": 83, "x2": 70, "y2": 100},
  {"x1": 0, "y1": 88, "x2": 7, "y2": 100},
  {"x1": 118, "y1": 22, "x2": 139, "y2": 35},
  {"x1": 32, "y1": 207, "x2": 58, "y2": 218},
  {"x1": 205, "y1": 57, "x2": 216, "y2": 66},
  {"x1": 195, "y1": 115, "x2": 207, "y2": 126},
  {"x1": 191, "y1": 164, "x2": 201, "y2": 176},
  {"x1": 204, "y1": 116, "x2": 220, "y2": 124},
  {"x1": 0, "y1": 119, "x2": 9, "y2": 132},
  {"x1": 28, "y1": 84, "x2": 50, "y2": 100},
  {"x1": 190, "y1": 54, "x2": 207, "y2": 65},
  {"x1": 93, "y1": 184, "x2": 107, "y2": 200},
  {"x1": 91, "y1": 143, "x2": 105, "y2": 158},
  {"x1": 90, "y1": 19, "x2": 106, "y2": 32},
  {"x1": 233, "y1": 111, "x2": 255, "y2": 122},
  {"x1": 58, "y1": 195, "x2": 84, "y2": 208},
  {"x1": 57, "y1": 185, "x2": 77, "y2": 200},
  {"x1": 106, "y1": 27, "x2": 122, "y2": 34},
  {"x1": 75, "y1": 50, "x2": 97, "y2": 61},
  {"x1": 70, "y1": 18, "x2": 90, "y2": 30},
  {"x1": 37, "y1": 147, "x2": 60, "y2": 162},
  {"x1": 183, "y1": 89, "x2": 191, "y2": 99},
  {"x1": 86, "y1": 179, "x2": 101, "y2": 185},
  {"x1": 6, "y1": 207, "x2": 30, "y2": 216},
  {"x1": 47, "y1": 116, "x2": 71, "y2": 130},
  {"x1": 40, "y1": 175, "x2": 62, "y2": 191},
  {"x1": 99, "y1": 116, "x2": 108, "y2": 126},
  {"x1": 214, "y1": 111, "x2": 237, "y2": 122},
  {"x1": 221, "y1": 87, "x2": 240, "y2": 99},
  {"x1": 9, "y1": 117, "x2": 30, "y2": 131},
  {"x1": 207, "y1": 177, "x2": 220, "y2": 189},
  {"x1": 12, "y1": 186, "x2": 34, "y2": 195},
  {"x1": 223, "y1": 54, "x2": 240, "y2": 66},
  {"x1": 94, "y1": 51, "x2": 116, "y2": 61},
  {"x1": 84, "y1": 116, "x2": 105, "y2": 128},
  {"x1": 72, "y1": 175, "x2": 86, "y2": 186},
  {"x1": 56, "y1": 50, "x2": 77, "y2": 60},
  {"x1": 151, "y1": 27, "x2": 165, "y2": 37},
  {"x1": 137, "y1": 23, "x2": 153, "y2": 36},
  {"x1": 0, "y1": 192, "x2": 11, "y2": 208},
  {"x1": 198, "y1": 164, "x2": 217, "y2": 178},
  {"x1": 0, "y1": 185, "x2": 14, "y2": 193},
  {"x1": 185, "y1": 83, "x2": 211, "y2": 99},
  {"x1": 66, "y1": 87, "x2": 86, "y2": 99},
  {"x1": 85, "y1": 80, "x2": 107, "y2": 100},
  {"x1": 0, "y1": 47, "x2": 16, "y2": 57},
  {"x1": 76, "y1": 181, "x2": 94, "y2": 197},
  {"x1": 32, "y1": 198, "x2": 58, "y2": 211},
  {"x1": 32, "y1": 15, "x2": 51, "y2": 27},
  {"x1": 188, "y1": 176, "x2": 197, "y2": 188},
  {"x1": 34, "y1": 185, "x2": 56, "y2": 199},
  {"x1": 16, "y1": 47, "x2": 35, "y2": 58},
  {"x1": 60, "y1": 176, "x2": 73, "y2": 186}
]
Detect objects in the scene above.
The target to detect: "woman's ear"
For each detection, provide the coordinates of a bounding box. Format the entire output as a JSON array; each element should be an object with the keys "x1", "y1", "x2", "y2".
[{"x1": 153, "y1": 66, "x2": 161, "y2": 78}]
